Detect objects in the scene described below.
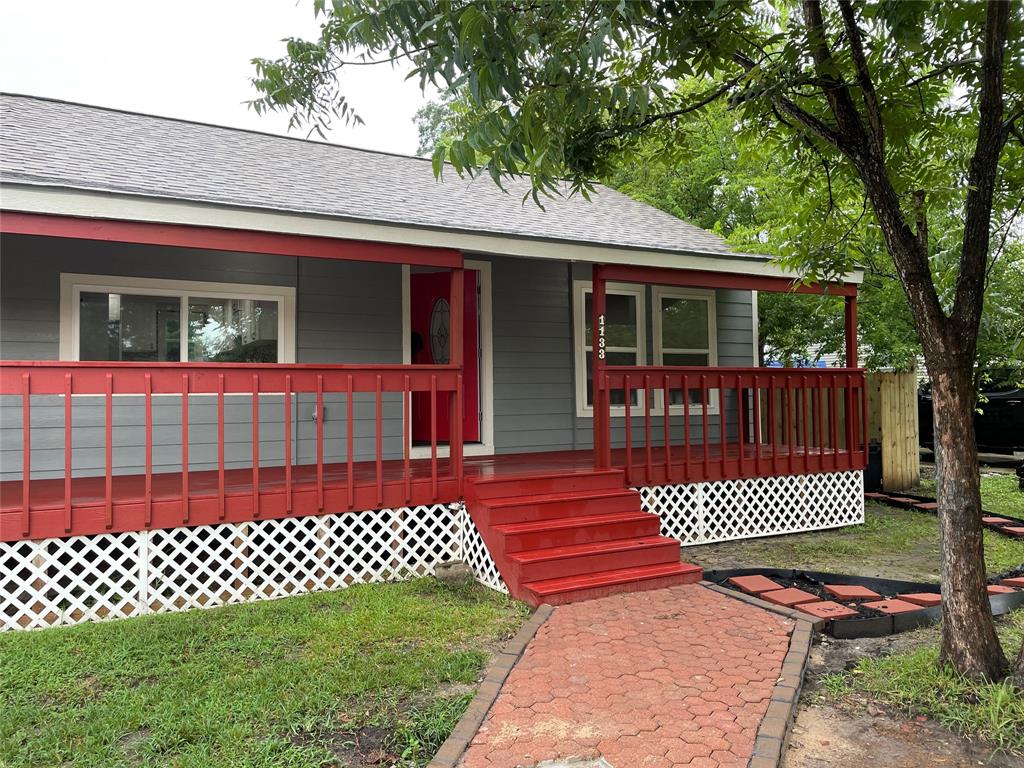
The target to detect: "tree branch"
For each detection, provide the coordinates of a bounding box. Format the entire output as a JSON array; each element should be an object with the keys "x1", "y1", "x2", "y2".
[
  {"x1": 838, "y1": 0, "x2": 884, "y2": 157},
  {"x1": 597, "y1": 73, "x2": 743, "y2": 138},
  {"x1": 906, "y1": 57, "x2": 982, "y2": 88},
  {"x1": 914, "y1": 190, "x2": 928, "y2": 251},
  {"x1": 802, "y1": 0, "x2": 868, "y2": 154},
  {"x1": 951, "y1": 0, "x2": 1011, "y2": 339}
]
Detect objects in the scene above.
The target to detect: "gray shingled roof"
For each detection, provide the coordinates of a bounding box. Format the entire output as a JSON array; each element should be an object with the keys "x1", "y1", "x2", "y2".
[{"x1": 1, "y1": 94, "x2": 751, "y2": 259}]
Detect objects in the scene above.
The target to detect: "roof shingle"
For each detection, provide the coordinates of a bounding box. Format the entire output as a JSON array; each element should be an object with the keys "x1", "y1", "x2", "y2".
[{"x1": 0, "y1": 94, "x2": 752, "y2": 259}]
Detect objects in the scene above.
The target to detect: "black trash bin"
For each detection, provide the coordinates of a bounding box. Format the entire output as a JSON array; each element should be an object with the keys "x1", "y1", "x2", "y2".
[{"x1": 864, "y1": 442, "x2": 882, "y2": 492}]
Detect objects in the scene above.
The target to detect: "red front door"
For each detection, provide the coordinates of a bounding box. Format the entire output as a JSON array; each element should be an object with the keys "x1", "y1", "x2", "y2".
[{"x1": 410, "y1": 270, "x2": 479, "y2": 443}]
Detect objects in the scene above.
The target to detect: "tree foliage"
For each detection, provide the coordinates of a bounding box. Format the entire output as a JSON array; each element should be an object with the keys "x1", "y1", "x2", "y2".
[{"x1": 253, "y1": 1, "x2": 1024, "y2": 682}]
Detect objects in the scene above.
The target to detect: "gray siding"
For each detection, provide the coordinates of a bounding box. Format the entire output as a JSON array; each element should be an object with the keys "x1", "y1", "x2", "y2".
[
  {"x1": 0, "y1": 234, "x2": 404, "y2": 480},
  {"x1": 1, "y1": 234, "x2": 756, "y2": 480}
]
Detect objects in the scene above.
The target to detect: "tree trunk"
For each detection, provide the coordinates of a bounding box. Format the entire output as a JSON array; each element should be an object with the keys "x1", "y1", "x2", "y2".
[
  {"x1": 1012, "y1": 638, "x2": 1024, "y2": 690},
  {"x1": 929, "y1": 357, "x2": 1006, "y2": 680}
]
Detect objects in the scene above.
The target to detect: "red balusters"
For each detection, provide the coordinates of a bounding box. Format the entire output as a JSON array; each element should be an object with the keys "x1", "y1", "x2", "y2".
[
  {"x1": 316, "y1": 375, "x2": 324, "y2": 511},
  {"x1": 623, "y1": 374, "x2": 632, "y2": 486},
  {"x1": 643, "y1": 374, "x2": 652, "y2": 485},
  {"x1": 21, "y1": 373, "x2": 30, "y2": 537},
  {"x1": 662, "y1": 374, "x2": 672, "y2": 482},
  {"x1": 430, "y1": 374, "x2": 438, "y2": 500},
  {"x1": 375, "y1": 374, "x2": 383, "y2": 506},
  {"x1": 283, "y1": 375, "x2": 292, "y2": 514},
  {"x1": 180, "y1": 374, "x2": 189, "y2": 524},
  {"x1": 106, "y1": 373, "x2": 114, "y2": 529},
  {"x1": 346, "y1": 374, "x2": 355, "y2": 510},
  {"x1": 700, "y1": 374, "x2": 710, "y2": 480},
  {"x1": 144, "y1": 373, "x2": 153, "y2": 527},
  {"x1": 64, "y1": 373, "x2": 73, "y2": 533},
  {"x1": 251, "y1": 375, "x2": 260, "y2": 518},
  {"x1": 218, "y1": 374, "x2": 227, "y2": 519}
]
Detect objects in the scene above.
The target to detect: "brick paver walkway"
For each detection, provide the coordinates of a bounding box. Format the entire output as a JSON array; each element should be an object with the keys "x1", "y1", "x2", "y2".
[{"x1": 459, "y1": 584, "x2": 794, "y2": 768}]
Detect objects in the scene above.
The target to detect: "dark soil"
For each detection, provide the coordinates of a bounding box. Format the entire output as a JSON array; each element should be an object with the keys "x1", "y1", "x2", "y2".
[
  {"x1": 290, "y1": 723, "x2": 398, "y2": 768},
  {"x1": 785, "y1": 627, "x2": 1023, "y2": 768}
]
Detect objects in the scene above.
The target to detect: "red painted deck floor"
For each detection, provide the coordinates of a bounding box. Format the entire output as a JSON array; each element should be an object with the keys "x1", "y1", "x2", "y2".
[
  {"x1": 459, "y1": 584, "x2": 794, "y2": 768},
  {"x1": 1, "y1": 444, "x2": 851, "y2": 514}
]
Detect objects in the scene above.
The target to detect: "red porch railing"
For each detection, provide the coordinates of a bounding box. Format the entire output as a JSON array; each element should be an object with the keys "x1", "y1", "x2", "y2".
[
  {"x1": 0, "y1": 361, "x2": 464, "y2": 541},
  {"x1": 599, "y1": 366, "x2": 868, "y2": 486}
]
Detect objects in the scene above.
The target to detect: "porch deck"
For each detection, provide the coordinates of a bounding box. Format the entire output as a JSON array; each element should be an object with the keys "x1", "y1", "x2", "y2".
[{"x1": 0, "y1": 444, "x2": 854, "y2": 541}]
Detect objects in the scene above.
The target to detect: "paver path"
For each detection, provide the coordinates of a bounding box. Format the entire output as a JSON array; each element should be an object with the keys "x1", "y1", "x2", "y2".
[{"x1": 460, "y1": 584, "x2": 794, "y2": 768}]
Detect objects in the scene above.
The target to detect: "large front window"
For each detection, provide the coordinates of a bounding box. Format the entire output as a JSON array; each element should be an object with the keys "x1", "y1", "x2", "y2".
[
  {"x1": 653, "y1": 287, "x2": 718, "y2": 413},
  {"x1": 62, "y1": 274, "x2": 295, "y2": 362}
]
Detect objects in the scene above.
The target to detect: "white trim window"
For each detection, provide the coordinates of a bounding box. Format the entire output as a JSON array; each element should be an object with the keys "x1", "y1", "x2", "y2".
[
  {"x1": 652, "y1": 286, "x2": 718, "y2": 414},
  {"x1": 59, "y1": 274, "x2": 296, "y2": 363},
  {"x1": 573, "y1": 280, "x2": 646, "y2": 418}
]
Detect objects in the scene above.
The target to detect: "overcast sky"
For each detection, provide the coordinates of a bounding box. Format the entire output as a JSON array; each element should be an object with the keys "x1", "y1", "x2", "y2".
[{"x1": 0, "y1": 0, "x2": 433, "y2": 155}]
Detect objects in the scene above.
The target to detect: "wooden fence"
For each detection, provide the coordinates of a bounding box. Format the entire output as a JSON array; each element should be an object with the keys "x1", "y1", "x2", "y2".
[{"x1": 865, "y1": 370, "x2": 920, "y2": 491}]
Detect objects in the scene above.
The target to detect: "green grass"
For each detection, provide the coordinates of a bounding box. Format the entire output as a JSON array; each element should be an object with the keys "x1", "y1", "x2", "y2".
[
  {"x1": 914, "y1": 474, "x2": 1024, "y2": 519},
  {"x1": 820, "y1": 610, "x2": 1024, "y2": 754},
  {"x1": 690, "y1": 473, "x2": 1024, "y2": 580},
  {"x1": 0, "y1": 578, "x2": 529, "y2": 768}
]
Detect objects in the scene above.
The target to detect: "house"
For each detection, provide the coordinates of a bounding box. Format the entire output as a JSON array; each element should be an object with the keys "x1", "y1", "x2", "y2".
[{"x1": 0, "y1": 94, "x2": 866, "y2": 630}]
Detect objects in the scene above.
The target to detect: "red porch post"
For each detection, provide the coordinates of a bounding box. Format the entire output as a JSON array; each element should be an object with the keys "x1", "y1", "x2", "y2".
[
  {"x1": 591, "y1": 265, "x2": 610, "y2": 468},
  {"x1": 449, "y1": 267, "x2": 465, "y2": 488},
  {"x1": 844, "y1": 293, "x2": 858, "y2": 369}
]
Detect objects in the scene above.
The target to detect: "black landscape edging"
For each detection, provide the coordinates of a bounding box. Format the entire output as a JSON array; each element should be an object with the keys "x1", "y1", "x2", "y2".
[{"x1": 704, "y1": 568, "x2": 1024, "y2": 639}]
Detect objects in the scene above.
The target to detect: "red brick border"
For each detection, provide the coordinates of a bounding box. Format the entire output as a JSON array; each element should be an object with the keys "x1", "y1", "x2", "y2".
[{"x1": 427, "y1": 604, "x2": 555, "y2": 768}]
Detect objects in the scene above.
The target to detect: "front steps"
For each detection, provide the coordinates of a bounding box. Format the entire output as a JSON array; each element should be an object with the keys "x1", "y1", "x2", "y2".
[{"x1": 465, "y1": 469, "x2": 702, "y2": 606}]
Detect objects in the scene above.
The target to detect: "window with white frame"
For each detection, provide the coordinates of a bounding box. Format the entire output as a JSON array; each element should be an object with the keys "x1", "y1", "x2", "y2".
[
  {"x1": 60, "y1": 274, "x2": 296, "y2": 363},
  {"x1": 653, "y1": 286, "x2": 718, "y2": 413},
  {"x1": 573, "y1": 280, "x2": 645, "y2": 416}
]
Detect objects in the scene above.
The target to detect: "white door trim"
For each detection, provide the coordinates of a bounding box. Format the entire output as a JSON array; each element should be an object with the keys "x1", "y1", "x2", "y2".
[{"x1": 402, "y1": 259, "x2": 494, "y2": 458}]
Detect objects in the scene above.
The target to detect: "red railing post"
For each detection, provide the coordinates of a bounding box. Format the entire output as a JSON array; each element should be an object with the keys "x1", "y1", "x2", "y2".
[
  {"x1": 144, "y1": 373, "x2": 153, "y2": 527},
  {"x1": 316, "y1": 374, "x2": 324, "y2": 511},
  {"x1": 682, "y1": 373, "x2": 691, "y2": 482},
  {"x1": 430, "y1": 374, "x2": 438, "y2": 500},
  {"x1": 64, "y1": 372, "x2": 73, "y2": 533},
  {"x1": 643, "y1": 374, "x2": 652, "y2": 484},
  {"x1": 180, "y1": 374, "x2": 189, "y2": 524},
  {"x1": 106, "y1": 373, "x2": 114, "y2": 529},
  {"x1": 449, "y1": 266, "x2": 465, "y2": 495},
  {"x1": 752, "y1": 374, "x2": 762, "y2": 477},
  {"x1": 252, "y1": 374, "x2": 260, "y2": 518},
  {"x1": 700, "y1": 374, "x2": 710, "y2": 481},
  {"x1": 591, "y1": 266, "x2": 609, "y2": 468},
  {"x1": 375, "y1": 374, "x2": 383, "y2": 506},
  {"x1": 21, "y1": 373, "x2": 31, "y2": 537},
  {"x1": 284, "y1": 374, "x2": 292, "y2": 514},
  {"x1": 403, "y1": 374, "x2": 411, "y2": 504},
  {"x1": 623, "y1": 374, "x2": 632, "y2": 485},
  {"x1": 662, "y1": 374, "x2": 672, "y2": 482},
  {"x1": 346, "y1": 374, "x2": 355, "y2": 510}
]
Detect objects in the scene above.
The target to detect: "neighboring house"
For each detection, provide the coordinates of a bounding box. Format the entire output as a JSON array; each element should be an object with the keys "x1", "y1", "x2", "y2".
[{"x1": 0, "y1": 94, "x2": 867, "y2": 630}]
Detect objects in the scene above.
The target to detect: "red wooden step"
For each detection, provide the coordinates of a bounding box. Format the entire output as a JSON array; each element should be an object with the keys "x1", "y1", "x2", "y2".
[
  {"x1": 482, "y1": 489, "x2": 641, "y2": 524},
  {"x1": 469, "y1": 469, "x2": 626, "y2": 500},
  {"x1": 495, "y1": 510, "x2": 661, "y2": 553},
  {"x1": 508, "y1": 535, "x2": 680, "y2": 582},
  {"x1": 521, "y1": 561, "x2": 703, "y2": 606}
]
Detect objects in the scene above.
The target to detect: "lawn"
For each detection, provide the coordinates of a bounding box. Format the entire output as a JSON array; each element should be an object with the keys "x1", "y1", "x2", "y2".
[
  {"x1": 0, "y1": 578, "x2": 529, "y2": 768},
  {"x1": 819, "y1": 609, "x2": 1024, "y2": 755},
  {"x1": 914, "y1": 473, "x2": 1024, "y2": 519},
  {"x1": 689, "y1": 474, "x2": 1024, "y2": 581}
]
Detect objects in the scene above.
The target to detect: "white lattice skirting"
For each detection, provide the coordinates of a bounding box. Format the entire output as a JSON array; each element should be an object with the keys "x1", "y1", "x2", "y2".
[
  {"x1": 2, "y1": 504, "x2": 469, "y2": 631},
  {"x1": 638, "y1": 470, "x2": 864, "y2": 546}
]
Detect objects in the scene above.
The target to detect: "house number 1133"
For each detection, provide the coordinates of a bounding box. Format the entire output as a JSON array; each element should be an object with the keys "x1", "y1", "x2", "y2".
[{"x1": 597, "y1": 314, "x2": 606, "y2": 360}]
